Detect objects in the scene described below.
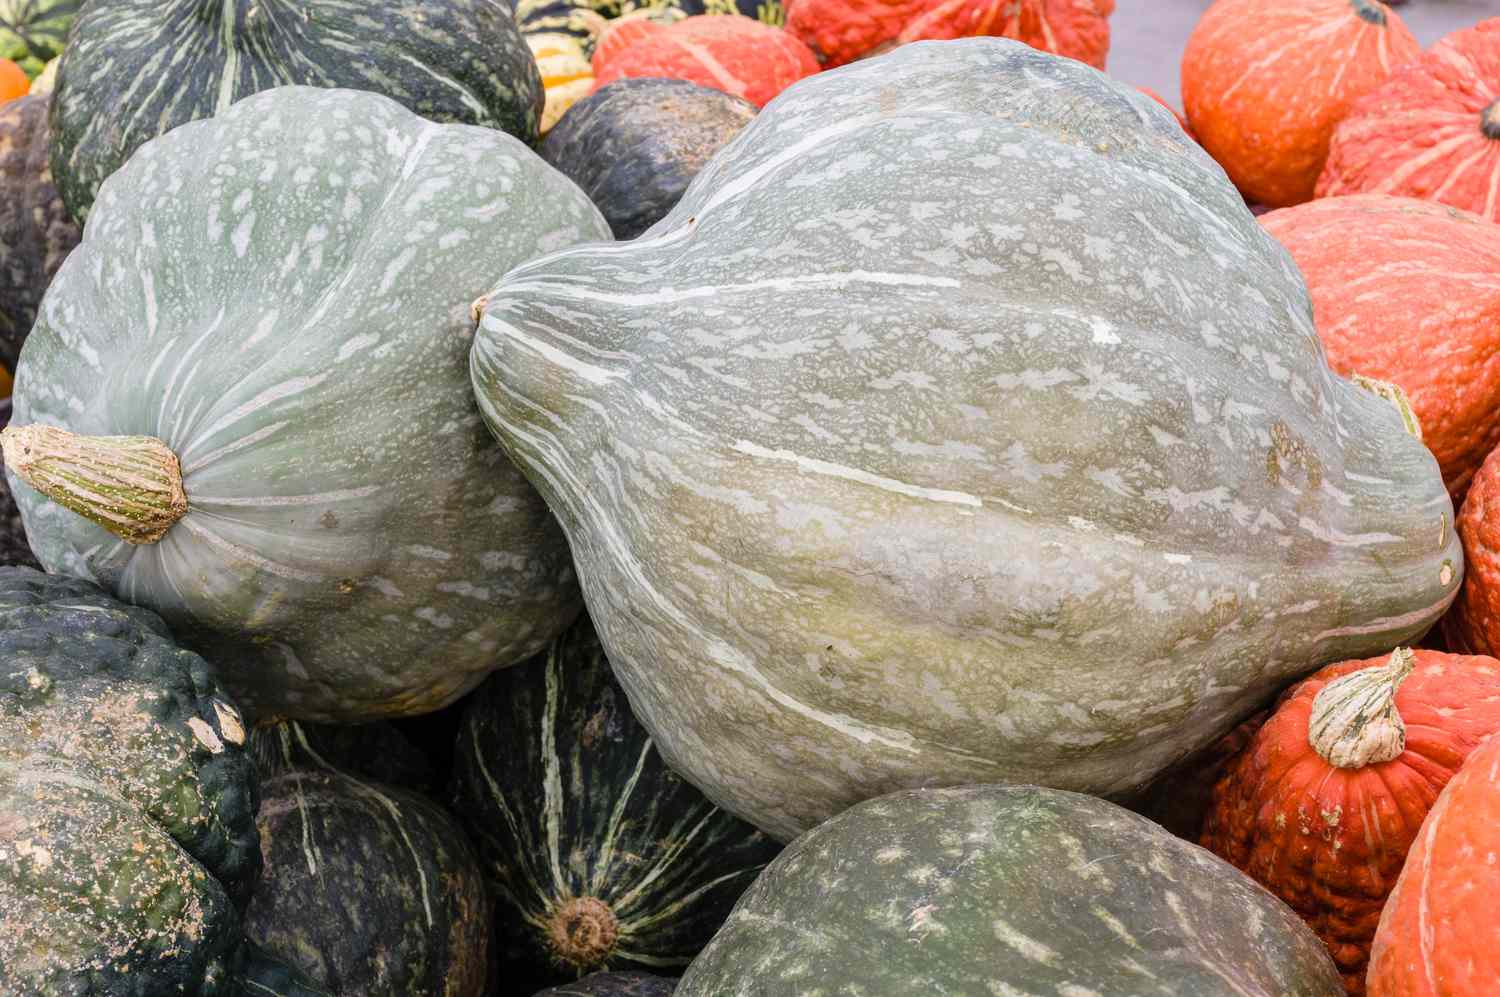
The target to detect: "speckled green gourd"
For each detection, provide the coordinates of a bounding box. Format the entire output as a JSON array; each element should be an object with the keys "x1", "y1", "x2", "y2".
[
  {"x1": 0, "y1": 566, "x2": 326, "y2": 996},
  {"x1": 9, "y1": 85, "x2": 611, "y2": 723},
  {"x1": 471, "y1": 38, "x2": 1461, "y2": 842},
  {"x1": 245, "y1": 721, "x2": 490, "y2": 996},
  {"x1": 49, "y1": 0, "x2": 543, "y2": 222},
  {"x1": 678, "y1": 785, "x2": 1342, "y2": 996},
  {"x1": 453, "y1": 617, "x2": 780, "y2": 987}
]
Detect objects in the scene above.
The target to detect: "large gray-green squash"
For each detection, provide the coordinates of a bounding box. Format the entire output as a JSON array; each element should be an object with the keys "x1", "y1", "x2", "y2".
[
  {"x1": 5, "y1": 85, "x2": 610, "y2": 723},
  {"x1": 470, "y1": 38, "x2": 1461, "y2": 841},
  {"x1": 49, "y1": 0, "x2": 543, "y2": 222},
  {"x1": 676, "y1": 785, "x2": 1342, "y2": 996}
]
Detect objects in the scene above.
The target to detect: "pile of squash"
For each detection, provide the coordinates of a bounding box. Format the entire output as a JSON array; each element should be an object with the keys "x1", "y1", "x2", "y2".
[{"x1": 2, "y1": 0, "x2": 1499, "y2": 994}]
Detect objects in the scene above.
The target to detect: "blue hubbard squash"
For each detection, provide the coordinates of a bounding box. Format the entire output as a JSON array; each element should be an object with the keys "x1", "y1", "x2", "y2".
[
  {"x1": 3, "y1": 85, "x2": 611, "y2": 723},
  {"x1": 0, "y1": 566, "x2": 326, "y2": 996},
  {"x1": 470, "y1": 38, "x2": 1460, "y2": 841}
]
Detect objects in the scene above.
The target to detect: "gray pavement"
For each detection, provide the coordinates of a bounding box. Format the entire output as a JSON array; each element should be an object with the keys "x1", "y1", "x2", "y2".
[{"x1": 1107, "y1": 0, "x2": 1497, "y2": 109}]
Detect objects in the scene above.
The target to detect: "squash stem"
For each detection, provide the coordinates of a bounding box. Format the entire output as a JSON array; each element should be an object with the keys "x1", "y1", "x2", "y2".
[
  {"x1": 1483, "y1": 100, "x2": 1500, "y2": 141},
  {"x1": 1307, "y1": 648, "x2": 1415, "y2": 769},
  {"x1": 0, "y1": 424, "x2": 187, "y2": 545},
  {"x1": 1350, "y1": 374, "x2": 1422, "y2": 440}
]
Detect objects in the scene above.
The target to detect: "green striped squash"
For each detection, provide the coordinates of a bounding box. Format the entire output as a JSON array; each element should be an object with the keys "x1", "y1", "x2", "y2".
[
  {"x1": 50, "y1": 0, "x2": 543, "y2": 221},
  {"x1": 0, "y1": 0, "x2": 76, "y2": 78},
  {"x1": 453, "y1": 617, "x2": 780, "y2": 988}
]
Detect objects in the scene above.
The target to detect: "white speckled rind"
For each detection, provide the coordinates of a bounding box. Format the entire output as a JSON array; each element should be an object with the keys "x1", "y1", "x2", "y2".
[
  {"x1": 471, "y1": 39, "x2": 1460, "y2": 840},
  {"x1": 12, "y1": 85, "x2": 612, "y2": 723}
]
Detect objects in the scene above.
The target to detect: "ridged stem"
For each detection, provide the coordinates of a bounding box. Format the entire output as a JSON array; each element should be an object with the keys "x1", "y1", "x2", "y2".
[
  {"x1": 546, "y1": 895, "x2": 620, "y2": 970},
  {"x1": 1350, "y1": 0, "x2": 1388, "y2": 26},
  {"x1": 1350, "y1": 374, "x2": 1422, "y2": 441},
  {"x1": 1308, "y1": 648, "x2": 1415, "y2": 769},
  {"x1": 1483, "y1": 100, "x2": 1500, "y2": 141},
  {"x1": 0, "y1": 424, "x2": 187, "y2": 544}
]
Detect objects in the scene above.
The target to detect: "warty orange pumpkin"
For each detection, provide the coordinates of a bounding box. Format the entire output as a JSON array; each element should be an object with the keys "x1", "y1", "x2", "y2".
[
  {"x1": 1181, "y1": 0, "x2": 1420, "y2": 208},
  {"x1": 1201, "y1": 648, "x2": 1500, "y2": 994},
  {"x1": 1442, "y1": 443, "x2": 1500, "y2": 658},
  {"x1": 1319, "y1": 18, "x2": 1500, "y2": 221}
]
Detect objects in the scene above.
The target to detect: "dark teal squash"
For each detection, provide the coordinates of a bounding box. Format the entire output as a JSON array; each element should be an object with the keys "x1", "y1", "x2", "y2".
[
  {"x1": 49, "y1": 0, "x2": 543, "y2": 221},
  {"x1": 0, "y1": 446, "x2": 39, "y2": 568},
  {"x1": 533, "y1": 972, "x2": 677, "y2": 996},
  {"x1": 245, "y1": 721, "x2": 491, "y2": 997},
  {"x1": 0, "y1": 566, "x2": 326, "y2": 995},
  {"x1": 540, "y1": 78, "x2": 755, "y2": 239},
  {"x1": 452, "y1": 617, "x2": 780, "y2": 987},
  {"x1": 677, "y1": 785, "x2": 1342, "y2": 996}
]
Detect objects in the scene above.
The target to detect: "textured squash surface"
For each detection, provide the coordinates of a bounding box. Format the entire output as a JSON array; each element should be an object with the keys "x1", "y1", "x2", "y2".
[
  {"x1": 1319, "y1": 18, "x2": 1500, "y2": 221},
  {"x1": 1367, "y1": 731, "x2": 1500, "y2": 995},
  {"x1": 532, "y1": 973, "x2": 677, "y2": 996},
  {"x1": 10, "y1": 86, "x2": 609, "y2": 723},
  {"x1": 1259, "y1": 195, "x2": 1500, "y2": 503},
  {"x1": 1181, "y1": 0, "x2": 1419, "y2": 209},
  {"x1": 472, "y1": 38, "x2": 1460, "y2": 841},
  {"x1": 50, "y1": 0, "x2": 543, "y2": 221},
  {"x1": 678, "y1": 785, "x2": 1343, "y2": 995},
  {"x1": 1443, "y1": 446, "x2": 1500, "y2": 658}
]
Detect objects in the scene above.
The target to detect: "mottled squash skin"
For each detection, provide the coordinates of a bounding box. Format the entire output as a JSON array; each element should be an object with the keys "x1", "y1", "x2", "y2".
[
  {"x1": 533, "y1": 972, "x2": 677, "y2": 996},
  {"x1": 678, "y1": 786, "x2": 1343, "y2": 996},
  {"x1": 541, "y1": 78, "x2": 755, "y2": 239},
  {"x1": 0, "y1": 567, "x2": 324, "y2": 996}
]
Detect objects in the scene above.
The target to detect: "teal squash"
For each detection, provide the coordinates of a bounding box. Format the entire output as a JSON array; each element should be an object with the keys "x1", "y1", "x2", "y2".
[
  {"x1": 245, "y1": 721, "x2": 490, "y2": 996},
  {"x1": 0, "y1": 566, "x2": 326, "y2": 996},
  {"x1": 452, "y1": 617, "x2": 780, "y2": 986},
  {"x1": 49, "y1": 0, "x2": 543, "y2": 221},
  {"x1": 677, "y1": 785, "x2": 1343, "y2": 996},
  {"x1": 5, "y1": 85, "x2": 609, "y2": 723},
  {"x1": 0, "y1": 0, "x2": 76, "y2": 77},
  {"x1": 470, "y1": 38, "x2": 1460, "y2": 841}
]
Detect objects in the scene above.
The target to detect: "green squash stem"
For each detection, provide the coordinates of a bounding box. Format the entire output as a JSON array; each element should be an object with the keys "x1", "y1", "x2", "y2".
[
  {"x1": 1350, "y1": 374, "x2": 1422, "y2": 441},
  {"x1": 1307, "y1": 647, "x2": 1415, "y2": 769},
  {"x1": 0, "y1": 423, "x2": 187, "y2": 544}
]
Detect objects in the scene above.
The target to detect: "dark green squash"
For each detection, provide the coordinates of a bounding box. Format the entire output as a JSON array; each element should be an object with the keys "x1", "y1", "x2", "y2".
[
  {"x1": 540, "y1": 78, "x2": 755, "y2": 239},
  {"x1": 245, "y1": 721, "x2": 490, "y2": 997},
  {"x1": 0, "y1": 0, "x2": 77, "y2": 77},
  {"x1": 0, "y1": 93, "x2": 80, "y2": 373},
  {"x1": 49, "y1": 0, "x2": 543, "y2": 221},
  {"x1": 677, "y1": 785, "x2": 1343, "y2": 996},
  {"x1": 453, "y1": 617, "x2": 780, "y2": 987},
  {"x1": 533, "y1": 972, "x2": 677, "y2": 996},
  {"x1": 0, "y1": 566, "x2": 326, "y2": 995},
  {"x1": 0, "y1": 444, "x2": 39, "y2": 569}
]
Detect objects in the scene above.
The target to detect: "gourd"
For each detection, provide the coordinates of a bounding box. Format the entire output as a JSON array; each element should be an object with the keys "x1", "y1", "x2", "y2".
[
  {"x1": 530, "y1": 32, "x2": 597, "y2": 134},
  {"x1": 1200, "y1": 648, "x2": 1500, "y2": 994},
  {"x1": 0, "y1": 565, "x2": 326, "y2": 996},
  {"x1": 50, "y1": 0, "x2": 543, "y2": 222},
  {"x1": 676, "y1": 785, "x2": 1343, "y2": 996},
  {"x1": 0, "y1": 0, "x2": 75, "y2": 78},
  {"x1": 0, "y1": 94, "x2": 80, "y2": 374},
  {"x1": 590, "y1": 15, "x2": 818, "y2": 108},
  {"x1": 540, "y1": 78, "x2": 755, "y2": 239},
  {"x1": 1259, "y1": 194, "x2": 1500, "y2": 502},
  {"x1": 5, "y1": 85, "x2": 610, "y2": 723},
  {"x1": 1319, "y1": 18, "x2": 1500, "y2": 222},
  {"x1": 470, "y1": 38, "x2": 1460, "y2": 841},
  {"x1": 1181, "y1": 0, "x2": 1419, "y2": 208},
  {"x1": 1444, "y1": 445, "x2": 1500, "y2": 657},
  {"x1": 246, "y1": 721, "x2": 490, "y2": 996},
  {"x1": 784, "y1": 0, "x2": 1112, "y2": 69},
  {"x1": 1366, "y1": 730, "x2": 1500, "y2": 995},
  {"x1": 452, "y1": 616, "x2": 780, "y2": 986},
  {"x1": 533, "y1": 973, "x2": 677, "y2": 996}
]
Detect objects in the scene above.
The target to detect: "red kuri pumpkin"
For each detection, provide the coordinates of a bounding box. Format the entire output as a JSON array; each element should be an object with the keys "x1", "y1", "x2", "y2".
[
  {"x1": 590, "y1": 14, "x2": 666, "y2": 73},
  {"x1": 1181, "y1": 0, "x2": 1420, "y2": 208},
  {"x1": 1367, "y1": 729, "x2": 1500, "y2": 995},
  {"x1": 783, "y1": 0, "x2": 1113, "y2": 71},
  {"x1": 1259, "y1": 194, "x2": 1500, "y2": 503},
  {"x1": 590, "y1": 15, "x2": 819, "y2": 108},
  {"x1": 1443, "y1": 445, "x2": 1500, "y2": 657},
  {"x1": 1201, "y1": 648, "x2": 1500, "y2": 994},
  {"x1": 1320, "y1": 19, "x2": 1500, "y2": 221}
]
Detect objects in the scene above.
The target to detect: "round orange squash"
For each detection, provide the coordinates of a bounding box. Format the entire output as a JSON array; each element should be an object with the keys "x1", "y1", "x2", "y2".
[
  {"x1": 1366, "y1": 729, "x2": 1500, "y2": 995},
  {"x1": 1259, "y1": 194, "x2": 1500, "y2": 503},
  {"x1": 1182, "y1": 0, "x2": 1420, "y2": 208},
  {"x1": 784, "y1": 0, "x2": 1113, "y2": 70},
  {"x1": 1201, "y1": 648, "x2": 1500, "y2": 994},
  {"x1": 0, "y1": 58, "x2": 28, "y2": 105},
  {"x1": 1319, "y1": 18, "x2": 1500, "y2": 221},
  {"x1": 1443, "y1": 445, "x2": 1500, "y2": 657}
]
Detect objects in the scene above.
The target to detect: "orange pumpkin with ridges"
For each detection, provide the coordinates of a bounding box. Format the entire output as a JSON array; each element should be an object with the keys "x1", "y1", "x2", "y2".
[
  {"x1": 1201, "y1": 648, "x2": 1500, "y2": 994},
  {"x1": 1443, "y1": 445, "x2": 1500, "y2": 658},
  {"x1": 1182, "y1": 0, "x2": 1419, "y2": 208},
  {"x1": 1318, "y1": 18, "x2": 1500, "y2": 221},
  {"x1": 1259, "y1": 194, "x2": 1500, "y2": 503}
]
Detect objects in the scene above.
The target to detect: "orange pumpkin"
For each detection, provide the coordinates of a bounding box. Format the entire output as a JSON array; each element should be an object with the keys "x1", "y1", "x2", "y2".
[
  {"x1": 783, "y1": 0, "x2": 1113, "y2": 71},
  {"x1": 590, "y1": 14, "x2": 667, "y2": 74},
  {"x1": 1259, "y1": 195, "x2": 1500, "y2": 503},
  {"x1": 1443, "y1": 446, "x2": 1500, "y2": 657},
  {"x1": 1319, "y1": 18, "x2": 1500, "y2": 221},
  {"x1": 1181, "y1": 0, "x2": 1419, "y2": 208},
  {"x1": 1201, "y1": 648, "x2": 1500, "y2": 994},
  {"x1": 1366, "y1": 731, "x2": 1500, "y2": 995},
  {"x1": 0, "y1": 58, "x2": 29, "y2": 105}
]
